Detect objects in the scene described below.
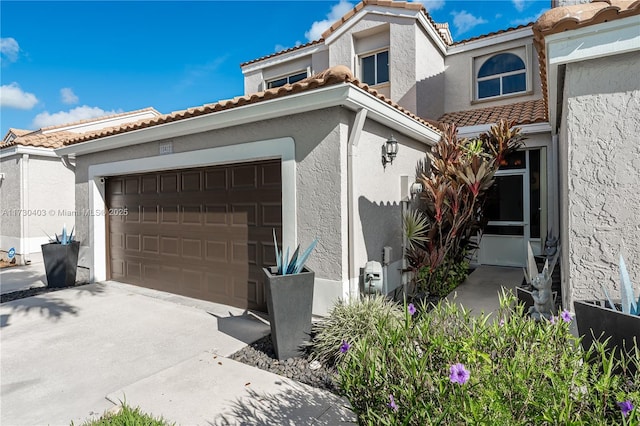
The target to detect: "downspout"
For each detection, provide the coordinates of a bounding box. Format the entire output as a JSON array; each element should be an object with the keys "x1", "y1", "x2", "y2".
[
  {"x1": 20, "y1": 153, "x2": 31, "y2": 264},
  {"x1": 347, "y1": 108, "x2": 368, "y2": 303},
  {"x1": 60, "y1": 154, "x2": 76, "y2": 172}
]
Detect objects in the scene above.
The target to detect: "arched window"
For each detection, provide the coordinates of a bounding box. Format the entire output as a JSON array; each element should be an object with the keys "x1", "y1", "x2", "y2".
[{"x1": 477, "y1": 53, "x2": 526, "y2": 99}]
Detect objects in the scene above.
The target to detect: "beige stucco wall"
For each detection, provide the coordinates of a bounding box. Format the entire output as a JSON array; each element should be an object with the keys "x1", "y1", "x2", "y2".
[
  {"x1": 560, "y1": 51, "x2": 640, "y2": 308},
  {"x1": 414, "y1": 25, "x2": 445, "y2": 120},
  {"x1": 444, "y1": 35, "x2": 542, "y2": 114}
]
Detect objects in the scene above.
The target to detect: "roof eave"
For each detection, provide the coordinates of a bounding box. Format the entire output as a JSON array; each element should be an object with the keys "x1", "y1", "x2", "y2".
[{"x1": 56, "y1": 83, "x2": 440, "y2": 157}]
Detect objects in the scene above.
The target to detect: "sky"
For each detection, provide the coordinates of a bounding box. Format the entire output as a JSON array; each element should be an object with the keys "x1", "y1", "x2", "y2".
[{"x1": 0, "y1": 0, "x2": 551, "y2": 137}]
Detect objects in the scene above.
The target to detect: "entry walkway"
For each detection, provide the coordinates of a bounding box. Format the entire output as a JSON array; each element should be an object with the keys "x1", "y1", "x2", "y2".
[{"x1": 446, "y1": 265, "x2": 524, "y2": 316}]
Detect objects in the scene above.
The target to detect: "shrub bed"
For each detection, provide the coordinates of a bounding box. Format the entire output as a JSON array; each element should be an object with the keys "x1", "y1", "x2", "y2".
[{"x1": 331, "y1": 293, "x2": 638, "y2": 425}]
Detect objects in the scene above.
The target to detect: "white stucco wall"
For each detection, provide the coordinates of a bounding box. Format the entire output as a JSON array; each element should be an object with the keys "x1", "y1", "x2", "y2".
[
  {"x1": 0, "y1": 155, "x2": 22, "y2": 255},
  {"x1": 444, "y1": 35, "x2": 542, "y2": 114},
  {"x1": 560, "y1": 51, "x2": 640, "y2": 308},
  {"x1": 0, "y1": 154, "x2": 74, "y2": 258},
  {"x1": 415, "y1": 24, "x2": 445, "y2": 119},
  {"x1": 353, "y1": 119, "x2": 430, "y2": 293}
]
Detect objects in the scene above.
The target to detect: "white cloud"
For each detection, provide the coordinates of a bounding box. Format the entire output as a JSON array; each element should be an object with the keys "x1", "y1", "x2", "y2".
[
  {"x1": 274, "y1": 40, "x2": 302, "y2": 53},
  {"x1": 60, "y1": 88, "x2": 79, "y2": 105},
  {"x1": 0, "y1": 37, "x2": 19, "y2": 63},
  {"x1": 0, "y1": 83, "x2": 38, "y2": 109},
  {"x1": 512, "y1": 0, "x2": 527, "y2": 12},
  {"x1": 305, "y1": 0, "x2": 354, "y2": 41},
  {"x1": 419, "y1": 0, "x2": 445, "y2": 11},
  {"x1": 31, "y1": 105, "x2": 121, "y2": 128},
  {"x1": 510, "y1": 7, "x2": 548, "y2": 26},
  {"x1": 450, "y1": 10, "x2": 488, "y2": 36}
]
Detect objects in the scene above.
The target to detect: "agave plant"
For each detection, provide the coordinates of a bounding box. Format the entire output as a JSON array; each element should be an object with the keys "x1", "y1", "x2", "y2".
[
  {"x1": 272, "y1": 229, "x2": 318, "y2": 276},
  {"x1": 45, "y1": 224, "x2": 76, "y2": 245},
  {"x1": 602, "y1": 255, "x2": 640, "y2": 316}
]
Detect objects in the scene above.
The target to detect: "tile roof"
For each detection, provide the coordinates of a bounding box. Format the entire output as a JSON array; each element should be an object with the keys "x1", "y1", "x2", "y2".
[
  {"x1": 451, "y1": 23, "x2": 533, "y2": 46},
  {"x1": 240, "y1": 0, "x2": 448, "y2": 68},
  {"x1": 437, "y1": 99, "x2": 548, "y2": 127},
  {"x1": 63, "y1": 65, "x2": 441, "y2": 147},
  {"x1": 1, "y1": 107, "x2": 161, "y2": 151},
  {"x1": 0, "y1": 131, "x2": 77, "y2": 150},
  {"x1": 38, "y1": 107, "x2": 160, "y2": 132},
  {"x1": 532, "y1": 0, "x2": 640, "y2": 118}
]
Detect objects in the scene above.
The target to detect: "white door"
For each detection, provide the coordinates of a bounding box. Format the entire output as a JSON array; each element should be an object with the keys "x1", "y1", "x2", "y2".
[{"x1": 478, "y1": 149, "x2": 544, "y2": 267}]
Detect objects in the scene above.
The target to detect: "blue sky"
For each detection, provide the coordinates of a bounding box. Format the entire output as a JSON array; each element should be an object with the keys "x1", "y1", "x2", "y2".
[{"x1": 0, "y1": 0, "x2": 550, "y2": 137}]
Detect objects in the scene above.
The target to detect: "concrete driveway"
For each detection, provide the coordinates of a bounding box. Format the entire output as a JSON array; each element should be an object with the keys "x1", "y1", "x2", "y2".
[{"x1": 0, "y1": 282, "x2": 353, "y2": 425}]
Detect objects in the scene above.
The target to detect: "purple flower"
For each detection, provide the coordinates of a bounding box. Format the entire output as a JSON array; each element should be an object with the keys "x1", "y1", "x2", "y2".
[
  {"x1": 408, "y1": 303, "x2": 416, "y2": 316},
  {"x1": 618, "y1": 400, "x2": 634, "y2": 417},
  {"x1": 388, "y1": 394, "x2": 398, "y2": 412},
  {"x1": 549, "y1": 315, "x2": 557, "y2": 325},
  {"x1": 340, "y1": 340, "x2": 350, "y2": 353},
  {"x1": 561, "y1": 309, "x2": 573, "y2": 323},
  {"x1": 499, "y1": 318, "x2": 505, "y2": 327},
  {"x1": 449, "y1": 363, "x2": 470, "y2": 385}
]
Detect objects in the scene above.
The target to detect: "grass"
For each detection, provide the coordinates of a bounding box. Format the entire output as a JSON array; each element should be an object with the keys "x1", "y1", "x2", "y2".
[{"x1": 75, "y1": 403, "x2": 174, "y2": 426}]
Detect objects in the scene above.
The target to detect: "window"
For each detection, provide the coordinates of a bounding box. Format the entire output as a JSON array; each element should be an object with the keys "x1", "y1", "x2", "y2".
[
  {"x1": 267, "y1": 71, "x2": 308, "y2": 89},
  {"x1": 477, "y1": 52, "x2": 526, "y2": 99},
  {"x1": 361, "y1": 50, "x2": 389, "y2": 86}
]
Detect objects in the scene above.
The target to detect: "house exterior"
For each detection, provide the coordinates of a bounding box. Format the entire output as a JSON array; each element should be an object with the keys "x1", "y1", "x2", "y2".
[
  {"x1": 52, "y1": 0, "x2": 638, "y2": 315},
  {"x1": 241, "y1": 0, "x2": 554, "y2": 268},
  {"x1": 533, "y1": 0, "x2": 640, "y2": 309},
  {"x1": 0, "y1": 108, "x2": 161, "y2": 265}
]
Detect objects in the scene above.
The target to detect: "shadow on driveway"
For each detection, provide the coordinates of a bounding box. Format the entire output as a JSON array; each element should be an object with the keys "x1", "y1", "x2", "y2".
[{"x1": 0, "y1": 284, "x2": 105, "y2": 328}]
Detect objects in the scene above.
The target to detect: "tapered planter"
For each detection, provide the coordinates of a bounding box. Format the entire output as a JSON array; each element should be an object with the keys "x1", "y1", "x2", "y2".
[
  {"x1": 263, "y1": 266, "x2": 315, "y2": 360},
  {"x1": 41, "y1": 241, "x2": 80, "y2": 288},
  {"x1": 574, "y1": 300, "x2": 640, "y2": 373}
]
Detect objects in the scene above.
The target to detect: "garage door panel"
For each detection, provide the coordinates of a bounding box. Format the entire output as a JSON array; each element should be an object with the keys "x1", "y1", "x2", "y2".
[
  {"x1": 107, "y1": 160, "x2": 281, "y2": 311},
  {"x1": 181, "y1": 171, "x2": 202, "y2": 192},
  {"x1": 231, "y1": 166, "x2": 257, "y2": 188},
  {"x1": 160, "y1": 174, "x2": 178, "y2": 193}
]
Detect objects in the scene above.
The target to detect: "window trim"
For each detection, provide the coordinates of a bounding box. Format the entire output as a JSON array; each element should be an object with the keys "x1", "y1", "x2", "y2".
[
  {"x1": 265, "y1": 69, "x2": 310, "y2": 90},
  {"x1": 359, "y1": 48, "x2": 390, "y2": 87},
  {"x1": 471, "y1": 45, "x2": 532, "y2": 103}
]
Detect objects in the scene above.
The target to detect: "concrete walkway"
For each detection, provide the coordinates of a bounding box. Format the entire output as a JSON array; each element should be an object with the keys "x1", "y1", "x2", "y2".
[
  {"x1": 0, "y1": 252, "x2": 47, "y2": 294},
  {"x1": 447, "y1": 265, "x2": 524, "y2": 317}
]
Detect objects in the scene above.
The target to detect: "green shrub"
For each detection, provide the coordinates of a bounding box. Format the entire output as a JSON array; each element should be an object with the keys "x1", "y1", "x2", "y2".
[
  {"x1": 338, "y1": 292, "x2": 639, "y2": 425},
  {"x1": 309, "y1": 295, "x2": 404, "y2": 365},
  {"x1": 416, "y1": 257, "x2": 469, "y2": 296}
]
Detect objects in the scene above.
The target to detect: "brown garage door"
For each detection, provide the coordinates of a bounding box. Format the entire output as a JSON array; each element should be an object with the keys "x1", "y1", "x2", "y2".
[{"x1": 106, "y1": 160, "x2": 282, "y2": 311}]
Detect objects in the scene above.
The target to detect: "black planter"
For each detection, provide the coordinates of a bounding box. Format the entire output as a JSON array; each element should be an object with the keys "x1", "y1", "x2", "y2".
[
  {"x1": 41, "y1": 241, "x2": 80, "y2": 288},
  {"x1": 574, "y1": 300, "x2": 640, "y2": 373},
  {"x1": 263, "y1": 266, "x2": 315, "y2": 360}
]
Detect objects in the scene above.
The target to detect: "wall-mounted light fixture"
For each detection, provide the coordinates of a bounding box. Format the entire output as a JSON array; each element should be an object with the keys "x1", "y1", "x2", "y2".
[{"x1": 382, "y1": 135, "x2": 398, "y2": 167}]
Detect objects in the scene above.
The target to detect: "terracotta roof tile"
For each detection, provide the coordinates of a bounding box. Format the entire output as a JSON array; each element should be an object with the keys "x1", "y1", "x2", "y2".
[
  {"x1": 1, "y1": 107, "x2": 161, "y2": 151},
  {"x1": 437, "y1": 99, "x2": 547, "y2": 127},
  {"x1": 451, "y1": 23, "x2": 533, "y2": 46},
  {"x1": 532, "y1": 0, "x2": 640, "y2": 120},
  {"x1": 38, "y1": 107, "x2": 161, "y2": 132},
  {"x1": 63, "y1": 65, "x2": 441, "y2": 147},
  {"x1": 240, "y1": 0, "x2": 448, "y2": 68},
  {"x1": 1, "y1": 131, "x2": 76, "y2": 150}
]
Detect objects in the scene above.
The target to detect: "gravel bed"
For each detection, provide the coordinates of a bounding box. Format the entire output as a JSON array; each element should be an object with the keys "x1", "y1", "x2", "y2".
[
  {"x1": 0, "y1": 283, "x2": 89, "y2": 303},
  {"x1": 229, "y1": 334, "x2": 341, "y2": 395}
]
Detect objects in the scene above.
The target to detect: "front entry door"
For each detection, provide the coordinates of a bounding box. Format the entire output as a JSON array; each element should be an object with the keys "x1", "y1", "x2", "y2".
[{"x1": 478, "y1": 149, "x2": 543, "y2": 267}]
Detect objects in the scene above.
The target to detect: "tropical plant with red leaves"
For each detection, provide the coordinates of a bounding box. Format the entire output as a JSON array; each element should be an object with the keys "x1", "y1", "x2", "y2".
[{"x1": 405, "y1": 119, "x2": 524, "y2": 296}]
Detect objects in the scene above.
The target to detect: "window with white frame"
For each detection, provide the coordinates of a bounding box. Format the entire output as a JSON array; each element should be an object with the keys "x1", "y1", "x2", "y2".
[
  {"x1": 266, "y1": 71, "x2": 308, "y2": 89},
  {"x1": 360, "y1": 50, "x2": 389, "y2": 86},
  {"x1": 476, "y1": 51, "x2": 527, "y2": 100}
]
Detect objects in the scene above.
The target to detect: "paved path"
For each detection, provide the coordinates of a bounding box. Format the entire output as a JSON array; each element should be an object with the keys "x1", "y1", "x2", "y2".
[{"x1": 0, "y1": 282, "x2": 354, "y2": 425}]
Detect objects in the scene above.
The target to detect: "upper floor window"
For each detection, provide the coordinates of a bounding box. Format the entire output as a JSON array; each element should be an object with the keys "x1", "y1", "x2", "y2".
[
  {"x1": 361, "y1": 50, "x2": 389, "y2": 86},
  {"x1": 267, "y1": 71, "x2": 308, "y2": 89},
  {"x1": 477, "y1": 52, "x2": 526, "y2": 99}
]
